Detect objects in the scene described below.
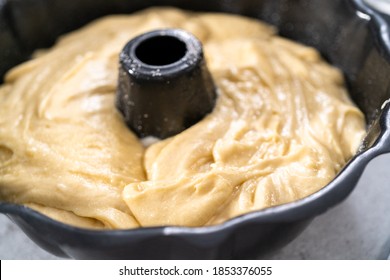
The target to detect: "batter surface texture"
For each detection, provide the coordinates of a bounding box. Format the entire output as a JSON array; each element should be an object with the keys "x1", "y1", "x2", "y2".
[{"x1": 0, "y1": 8, "x2": 365, "y2": 229}]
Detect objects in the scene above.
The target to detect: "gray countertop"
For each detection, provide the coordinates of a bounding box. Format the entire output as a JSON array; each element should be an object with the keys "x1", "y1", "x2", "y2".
[{"x1": 1, "y1": 154, "x2": 390, "y2": 260}]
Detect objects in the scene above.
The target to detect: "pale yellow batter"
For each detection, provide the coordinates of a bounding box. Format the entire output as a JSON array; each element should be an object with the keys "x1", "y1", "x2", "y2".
[{"x1": 0, "y1": 8, "x2": 365, "y2": 229}]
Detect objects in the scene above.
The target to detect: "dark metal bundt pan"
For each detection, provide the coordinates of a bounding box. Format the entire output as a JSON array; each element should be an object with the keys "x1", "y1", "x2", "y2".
[{"x1": 0, "y1": 0, "x2": 390, "y2": 259}]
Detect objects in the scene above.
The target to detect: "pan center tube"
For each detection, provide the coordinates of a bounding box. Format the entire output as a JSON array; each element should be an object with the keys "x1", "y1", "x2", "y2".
[{"x1": 116, "y1": 29, "x2": 217, "y2": 139}]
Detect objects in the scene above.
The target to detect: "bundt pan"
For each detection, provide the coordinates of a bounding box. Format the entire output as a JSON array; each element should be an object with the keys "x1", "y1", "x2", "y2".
[{"x1": 1, "y1": 0, "x2": 390, "y2": 259}]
